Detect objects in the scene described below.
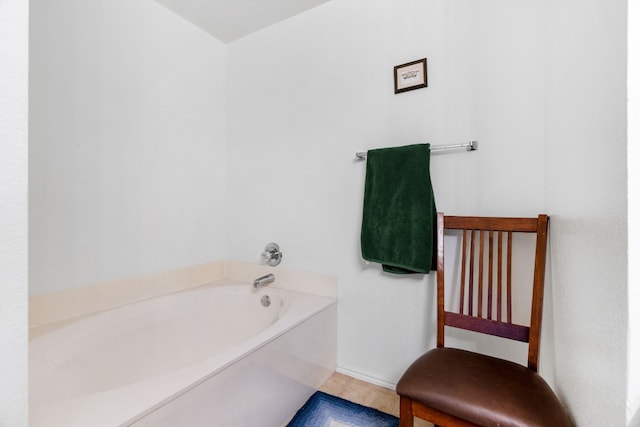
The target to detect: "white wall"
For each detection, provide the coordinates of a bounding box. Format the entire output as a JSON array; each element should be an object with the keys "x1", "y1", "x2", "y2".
[
  {"x1": 227, "y1": 0, "x2": 550, "y2": 387},
  {"x1": 227, "y1": 1, "x2": 633, "y2": 424},
  {"x1": 628, "y1": 0, "x2": 640, "y2": 423},
  {"x1": 544, "y1": 0, "x2": 628, "y2": 425},
  {"x1": 0, "y1": 0, "x2": 29, "y2": 424},
  {"x1": 29, "y1": 0, "x2": 229, "y2": 295}
]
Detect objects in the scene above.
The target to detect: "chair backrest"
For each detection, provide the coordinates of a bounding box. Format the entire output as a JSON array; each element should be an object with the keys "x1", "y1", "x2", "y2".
[{"x1": 436, "y1": 213, "x2": 549, "y2": 372}]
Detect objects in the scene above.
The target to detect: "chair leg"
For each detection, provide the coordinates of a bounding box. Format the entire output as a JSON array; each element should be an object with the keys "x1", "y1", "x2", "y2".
[{"x1": 399, "y1": 396, "x2": 414, "y2": 427}]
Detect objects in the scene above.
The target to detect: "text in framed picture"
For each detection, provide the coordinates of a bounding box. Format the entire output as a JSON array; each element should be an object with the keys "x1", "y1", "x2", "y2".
[{"x1": 394, "y1": 58, "x2": 427, "y2": 94}]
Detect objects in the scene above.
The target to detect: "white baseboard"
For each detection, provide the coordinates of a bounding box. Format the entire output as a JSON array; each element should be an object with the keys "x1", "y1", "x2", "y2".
[{"x1": 335, "y1": 366, "x2": 397, "y2": 391}]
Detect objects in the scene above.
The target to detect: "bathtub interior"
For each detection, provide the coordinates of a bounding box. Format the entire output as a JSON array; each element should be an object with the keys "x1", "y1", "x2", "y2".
[{"x1": 30, "y1": 285, "x2": 288, "y2": 403}]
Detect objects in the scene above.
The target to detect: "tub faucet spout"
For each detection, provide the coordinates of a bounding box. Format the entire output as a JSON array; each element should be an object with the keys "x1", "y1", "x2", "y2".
[{"x1": 253, "y1": 273, "x2": 275, "y2": 288}]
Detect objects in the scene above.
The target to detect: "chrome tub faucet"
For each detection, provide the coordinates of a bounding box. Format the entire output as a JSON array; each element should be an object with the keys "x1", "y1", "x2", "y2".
[{"x1": 253, "y1": 273, "x2": 275, "y2": 288}]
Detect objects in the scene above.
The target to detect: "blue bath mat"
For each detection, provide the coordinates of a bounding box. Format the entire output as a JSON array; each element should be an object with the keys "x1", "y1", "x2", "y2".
[{"x1": 287, "y1": 391, "x2": 399, "y2": 427}]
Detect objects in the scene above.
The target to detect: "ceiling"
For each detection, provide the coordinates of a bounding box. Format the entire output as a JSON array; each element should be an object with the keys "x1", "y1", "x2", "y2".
[{"x1": 155, "y1": 0, "x2": 334, "y2": 44}]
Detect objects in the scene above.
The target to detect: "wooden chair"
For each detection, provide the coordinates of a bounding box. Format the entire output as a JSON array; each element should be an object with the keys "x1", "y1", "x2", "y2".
[{"x1": 396, "y1": 213, "x2": 572, "y2": 427}]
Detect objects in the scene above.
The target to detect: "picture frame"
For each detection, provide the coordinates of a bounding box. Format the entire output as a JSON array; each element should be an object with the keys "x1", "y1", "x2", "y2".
[{"x1": 394, "y1": 58, "x2": 428, "y2": 94}]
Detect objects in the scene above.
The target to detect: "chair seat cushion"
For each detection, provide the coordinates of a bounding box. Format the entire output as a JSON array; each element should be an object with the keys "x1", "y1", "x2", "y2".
[{"x1": 396, "y1": 347, "x2": 572, "y2": 427}]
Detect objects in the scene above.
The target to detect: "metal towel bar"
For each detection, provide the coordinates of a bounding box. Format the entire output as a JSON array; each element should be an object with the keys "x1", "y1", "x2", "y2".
[{"x1": 355, "y1": 141, "x2": 478, "y2": 160}]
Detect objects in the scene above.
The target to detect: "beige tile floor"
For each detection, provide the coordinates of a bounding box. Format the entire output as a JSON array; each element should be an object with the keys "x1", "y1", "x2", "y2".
[{"x1": 319, "y1": 372, "x2": 433, "y2": 427}]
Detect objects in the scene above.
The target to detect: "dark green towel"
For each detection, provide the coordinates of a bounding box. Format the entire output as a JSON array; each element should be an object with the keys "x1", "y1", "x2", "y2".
[{"x1": 360, "y1": 144, "x2": 437, "y2": 274}]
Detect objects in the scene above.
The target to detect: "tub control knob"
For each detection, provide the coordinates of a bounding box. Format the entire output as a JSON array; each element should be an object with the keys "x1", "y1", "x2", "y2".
[{"x1": 261, "y1": 243, "x2": 282, "y2": 267}]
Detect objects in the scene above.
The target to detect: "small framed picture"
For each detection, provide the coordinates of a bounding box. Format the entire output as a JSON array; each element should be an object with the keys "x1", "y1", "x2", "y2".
[{"x1": 394, "y1": 58, "x2": 428, "y2": 94}]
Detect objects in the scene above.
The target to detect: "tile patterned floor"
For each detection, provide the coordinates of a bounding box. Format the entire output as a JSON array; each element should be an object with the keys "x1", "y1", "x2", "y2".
[{"x1": 319, "y1": 372, "x2": 433, "y2": 427}]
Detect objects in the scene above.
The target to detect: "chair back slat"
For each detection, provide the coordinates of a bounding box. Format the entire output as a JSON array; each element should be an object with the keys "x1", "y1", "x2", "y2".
[
  {"x1": 437, "y1": 213, "x2": 549, "y2": 372},
  {"x1": 459, "y1": 230, "x2": 467, "y2": 314},
  {"x1": 468, "y1": 230, "x2": 475, "y2": 316},
  {"x1": 488, "y1": 231, "x2": 494, "y2": 319},
  {"x1": 478, "y1": 230, "x2": 484, "y2": 318},
  {"x1": 507, "y1": 231, "x2": 513, "y2": 324},
  {"x1": 497, "y1": 231, "x2": 503, "y2": 322}
]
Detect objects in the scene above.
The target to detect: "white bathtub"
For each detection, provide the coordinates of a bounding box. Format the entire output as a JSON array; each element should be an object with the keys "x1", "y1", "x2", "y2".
[{"x1": 29, "y1": 280, "x2": 337, "y2": 426}]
